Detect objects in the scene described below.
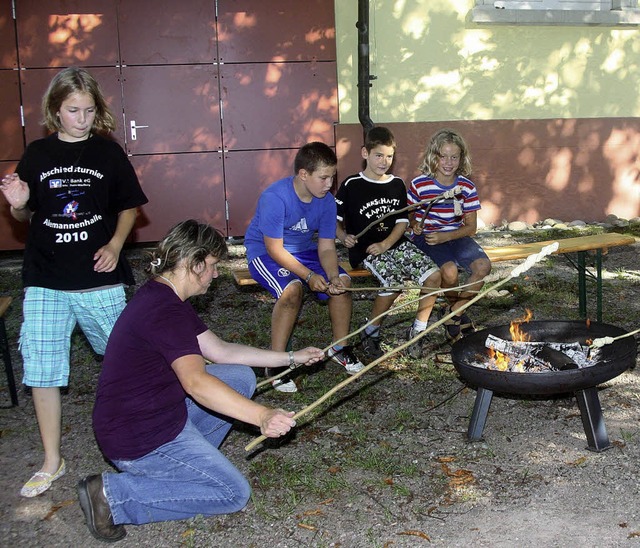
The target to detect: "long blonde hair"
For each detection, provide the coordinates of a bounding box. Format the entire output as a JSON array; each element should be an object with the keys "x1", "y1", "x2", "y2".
[
  {"x1": 42, "y1": 67, "x2": 116, "y2": 134},
  {"x1": 418, "y1": 129, "x2": 472, "y2": 177}
]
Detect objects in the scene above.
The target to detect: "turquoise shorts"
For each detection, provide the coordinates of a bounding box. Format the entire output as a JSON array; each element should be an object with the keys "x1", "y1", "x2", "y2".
[{"x1": 19, "y1": 285, "x2": 126, "y2": 387}]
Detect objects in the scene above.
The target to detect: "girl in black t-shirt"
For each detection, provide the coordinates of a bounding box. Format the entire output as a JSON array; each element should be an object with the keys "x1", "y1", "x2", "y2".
[{"x1": 1, "y1": 67, "x2": 148, "y2": 498}]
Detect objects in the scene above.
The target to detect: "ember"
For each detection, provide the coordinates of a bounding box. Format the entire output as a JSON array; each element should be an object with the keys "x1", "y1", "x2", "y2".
[{"x1": 478, "y1": 310, "x2": 595, "y2": 372}]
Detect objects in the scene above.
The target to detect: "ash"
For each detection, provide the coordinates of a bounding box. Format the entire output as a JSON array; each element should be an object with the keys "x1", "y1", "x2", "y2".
[{"x1": 469, "y1": 334, "x2": 598, "y2": 372}]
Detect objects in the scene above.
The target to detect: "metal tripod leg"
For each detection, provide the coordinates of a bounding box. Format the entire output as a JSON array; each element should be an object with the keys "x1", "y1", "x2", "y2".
[
  {"x1": 467, "y1": 387, "x2": 494, "y2": 441},
  {"x1": 575, "y1": 387, "x2": 611, "y2": 452}
]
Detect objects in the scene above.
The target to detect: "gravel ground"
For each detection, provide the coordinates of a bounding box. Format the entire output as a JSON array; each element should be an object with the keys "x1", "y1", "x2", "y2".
[{"x1": 0, "y1": 228, "x2": 639, "y2": 547}]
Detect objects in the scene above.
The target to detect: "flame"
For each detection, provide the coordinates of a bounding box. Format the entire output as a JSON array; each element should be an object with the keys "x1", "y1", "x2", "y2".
[
  {"x1": 487, "y1": 309, "x2": 533, "y2": 371},
  {"x1": 509, "y1": 309, "x2": 532, "y2": 342}
]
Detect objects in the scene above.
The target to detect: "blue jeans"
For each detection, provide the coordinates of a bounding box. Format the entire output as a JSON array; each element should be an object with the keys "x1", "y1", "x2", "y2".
[{"x1": 103, "y1": 364, "x2": 256, "y2": 525}]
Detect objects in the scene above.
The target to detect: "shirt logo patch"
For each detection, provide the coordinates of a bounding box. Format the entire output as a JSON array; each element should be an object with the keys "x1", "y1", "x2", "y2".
[
  {"x1": 277, "y1": 268, "x2": 290, "y2": 278},
  {"x1": 62, "y1": 200, "x2": 79, "y2": 220},
  {"x1": 49, "y1": 179, "x2": 63, "y2": 188}
]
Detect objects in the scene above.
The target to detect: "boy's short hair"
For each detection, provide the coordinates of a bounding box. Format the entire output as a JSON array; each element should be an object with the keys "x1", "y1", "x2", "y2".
[
  {"x1": 364, "y1": 126, "x2": 396, "y2": 152},
  {"x1": 294, "y1": 142, "x2": 337, "y2": 174}
]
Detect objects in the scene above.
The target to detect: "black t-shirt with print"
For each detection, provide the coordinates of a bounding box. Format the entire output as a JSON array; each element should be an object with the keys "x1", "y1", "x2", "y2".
[
  {"x1": 335, "y1": 172, "x2": 410, "y2": 267},
  {"x1": 17, "y1": 133, "x2": 148, "y2": 290}
]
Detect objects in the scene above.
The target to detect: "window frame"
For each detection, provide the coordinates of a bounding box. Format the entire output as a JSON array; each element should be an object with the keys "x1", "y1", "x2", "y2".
[{"x1": 471, "y1": 0, "x2": 640, "y2": 25}]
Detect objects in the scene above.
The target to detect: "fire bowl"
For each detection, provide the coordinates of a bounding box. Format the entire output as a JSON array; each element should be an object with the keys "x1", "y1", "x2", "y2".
[{"x1": 451, "y1": 320, "x2": 636, "y2": 396}]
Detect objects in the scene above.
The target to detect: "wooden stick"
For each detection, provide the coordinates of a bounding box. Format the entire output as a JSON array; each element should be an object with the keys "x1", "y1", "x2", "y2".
[
  {"x1": 245, "y1": 242, "x2": 559, "y2": 452},
  {"x1": 256, "y1": 285, "x2": 446, "y2": 389},
  {"x1": 256, "y1": 278, "x2": 483, "y2": 389},
  {"x1": 340, "y1": 285, "x2": 481, "y2": 293},
  {"x1": 353, "y1": 187, "x2": 461, "y2": 240},
  {"x1": 590, "y1": 327, "x2": 640, "y2": 349}
]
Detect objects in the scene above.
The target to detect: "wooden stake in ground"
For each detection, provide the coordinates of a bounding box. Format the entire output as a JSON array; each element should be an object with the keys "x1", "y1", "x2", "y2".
[{"x1": 245, "y1": 242, "x2": 560, "y2": 452}]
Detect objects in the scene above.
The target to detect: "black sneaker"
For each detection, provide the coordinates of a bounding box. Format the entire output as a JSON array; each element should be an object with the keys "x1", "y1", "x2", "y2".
[
  {"x1": 360, "y1": 331, "x2": 383, "y2": 361},
  {"x1": 328, "y1": 345, "x2": 365, "y2": 374},
  {"x1": 458, "y1": 312, "x2": 476, "y2": 335}
]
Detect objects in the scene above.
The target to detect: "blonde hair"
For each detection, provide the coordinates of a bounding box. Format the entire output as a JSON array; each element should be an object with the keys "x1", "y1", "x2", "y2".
[
  {"x1": 147, "y1": 220, "x2": 228, "y2": 277},
  {"x1": 418, "y1": 129, "x2": 472, "y2": 177},
  {"x1": 42, "y1": 67, "x2": 116, "y2": 133}
]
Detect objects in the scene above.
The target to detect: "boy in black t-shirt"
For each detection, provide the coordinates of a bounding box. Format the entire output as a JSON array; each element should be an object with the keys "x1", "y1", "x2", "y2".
[{"x1": 335, "y1": 127, "x2": 440, "y2": 361}]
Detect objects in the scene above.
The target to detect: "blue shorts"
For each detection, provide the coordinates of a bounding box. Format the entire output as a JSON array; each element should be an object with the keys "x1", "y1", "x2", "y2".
[
  {"x1": 410, "y1": 235, "x2": 489, "y2": 274},
  {"x1": 19, "y1": 285, "x2": 126, "y2": 387},
  {"x1": 248, "y1": 249, "x2": 349, "y2": 302}
]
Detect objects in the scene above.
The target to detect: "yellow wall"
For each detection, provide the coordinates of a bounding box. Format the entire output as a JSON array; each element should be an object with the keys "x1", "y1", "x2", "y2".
[{"x1": 335, "y1": 1, "x2": 640, "y2": 124}]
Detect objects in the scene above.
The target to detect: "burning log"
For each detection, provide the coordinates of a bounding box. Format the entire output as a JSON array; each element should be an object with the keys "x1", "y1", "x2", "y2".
[{"x1": 482, "y1": 334, "x2": 593, "y2": 372}]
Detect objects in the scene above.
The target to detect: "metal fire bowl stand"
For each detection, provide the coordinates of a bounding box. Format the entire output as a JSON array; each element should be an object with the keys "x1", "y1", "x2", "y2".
[
  {"x1": 451, "y1": 321, "x2": 637, "y2": 452},
  {"x1": 468, "y1": 385, "x2": 609, "y2": 452}
]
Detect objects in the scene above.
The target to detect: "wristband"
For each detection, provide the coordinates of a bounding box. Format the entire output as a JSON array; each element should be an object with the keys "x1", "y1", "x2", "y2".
[
  {"x1": 304, "y1": 271, "x2": 314, "y2": 283},
  {"x1": 288, "y1": 350, "x2": 295, "y2": 367}
]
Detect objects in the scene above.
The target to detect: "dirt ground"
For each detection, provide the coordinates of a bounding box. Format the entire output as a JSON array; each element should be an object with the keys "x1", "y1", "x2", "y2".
[{"x1": 0, "y1": 231, "x2": 639, "y2": 548}]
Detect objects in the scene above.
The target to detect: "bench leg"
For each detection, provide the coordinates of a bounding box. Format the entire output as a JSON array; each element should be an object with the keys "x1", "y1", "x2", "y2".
[
  {"x1": 574, "y1": 250, "x2": 603, "y2": 322},
  {"x1": 577, "y1": 251, "x2": 587, "y2": 319},
  {"x1": 595, "y1": 249, "x2": 603, "y2": 322},
  {"x1": 0, "y1": 317, "x2": 18, "y2": 407}
]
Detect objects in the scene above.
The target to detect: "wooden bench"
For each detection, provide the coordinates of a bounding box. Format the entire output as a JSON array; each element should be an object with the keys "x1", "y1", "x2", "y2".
[
  {"x1": 232, "y1": 233, "x2": 636, "y2": 321},
  {"x1": 0, "y1": 296, "x2": 18, "y2": 407}
]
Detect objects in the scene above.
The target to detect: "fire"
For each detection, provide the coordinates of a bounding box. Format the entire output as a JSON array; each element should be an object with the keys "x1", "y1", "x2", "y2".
[
  {"x1": 487, "y1": 309, "x2": 533, "y2": 371},
  {"x1": 509, "y1": 309, "x2": 532, "y2": 342},
  {"x1": 488, "y1": 347, "x2": 526, "y2": 372}
]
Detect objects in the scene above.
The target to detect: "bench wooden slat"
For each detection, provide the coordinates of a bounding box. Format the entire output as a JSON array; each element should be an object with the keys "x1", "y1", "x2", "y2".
[
  {"x1": 232, "y1": 233, "x2": 636, "y2": 286},
  {"x1": 483, "y1": 233, "x2": 636, "y2": 262}
]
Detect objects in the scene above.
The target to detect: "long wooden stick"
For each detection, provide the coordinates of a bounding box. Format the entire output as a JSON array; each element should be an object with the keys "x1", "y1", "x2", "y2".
[
  {"x1": 256, "y1": 284, "x2": 447, "y2": 389},
  {"x1": 353, "y1": 187, "x2": 461, "y2": 240},
  {"x1": 245, "y1": 242, "x2": 560, "y2": 452},
  {"x1": 256, "y1": 277, "x2": 485, "y2": 389},
  {"x1": 590, "y1": 327, "x2": 640, "y2": 349}
]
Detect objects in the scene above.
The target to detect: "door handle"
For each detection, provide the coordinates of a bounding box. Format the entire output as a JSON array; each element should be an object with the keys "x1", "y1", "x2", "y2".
[{"x1": 130, "y1": 120, "x2": 149, "y2": 141}]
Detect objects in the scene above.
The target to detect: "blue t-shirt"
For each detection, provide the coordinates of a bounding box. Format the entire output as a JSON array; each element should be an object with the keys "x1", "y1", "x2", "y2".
[
  {"x1": 93, "y1": 280, "x2": 208, "y2": 460},
  {"x1": 244, "y1": 176, "x2": 338, "y2": 263}
]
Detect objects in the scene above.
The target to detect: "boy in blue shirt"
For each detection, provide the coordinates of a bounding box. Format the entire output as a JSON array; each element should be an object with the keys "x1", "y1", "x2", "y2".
[{"x1": 244, "y1": 142, "x2": 363, "y2": 392}]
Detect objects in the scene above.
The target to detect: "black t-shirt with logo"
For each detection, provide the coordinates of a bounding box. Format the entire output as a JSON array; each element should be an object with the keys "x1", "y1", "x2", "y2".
[
  {"x1": 17, "y1": 133, "x2": 148, "y2": 290},
  {"x1": 335, "y1": 172, "x2": 409, "y2": 267}
]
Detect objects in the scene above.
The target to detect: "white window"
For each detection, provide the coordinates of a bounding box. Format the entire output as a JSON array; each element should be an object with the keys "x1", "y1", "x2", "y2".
[{"x1": 472, "y1": 0, "x2": 640, "y2": 25}]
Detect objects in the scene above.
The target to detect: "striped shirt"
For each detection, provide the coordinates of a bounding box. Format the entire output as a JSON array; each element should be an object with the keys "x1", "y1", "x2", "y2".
[{"x1": 407, "y1": 174, "x2": 480, "y2": 232}]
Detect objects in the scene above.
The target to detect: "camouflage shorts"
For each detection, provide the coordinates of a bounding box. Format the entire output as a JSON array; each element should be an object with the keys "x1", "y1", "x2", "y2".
[{"x1": 363, "y1": 240, "x2": 438, "y2": 294}]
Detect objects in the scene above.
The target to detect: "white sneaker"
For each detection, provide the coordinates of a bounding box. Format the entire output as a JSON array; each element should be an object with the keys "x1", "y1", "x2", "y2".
[
  {"x1": 327, "y1": 345, "x2": 365, "y2": 374},
  {"x1": 272, "y1": 379, "x2": 298, "y2": 393}
]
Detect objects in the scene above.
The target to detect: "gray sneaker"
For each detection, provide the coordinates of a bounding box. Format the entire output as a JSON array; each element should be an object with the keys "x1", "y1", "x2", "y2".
[
  {"x1": 360, "y1": 331, "x2": 383, "y2": 361},
  {"x1": 406, "y1": 326, "x2": 426, "y2": 359}
]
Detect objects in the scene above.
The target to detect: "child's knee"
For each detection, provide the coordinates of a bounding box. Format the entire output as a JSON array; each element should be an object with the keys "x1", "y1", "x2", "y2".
[
  {"x1": 440, "y1": 262, "x2": 459, "y2": 281},
  {"x1": 472, "y1": 258, "x2": 492, "y2": 277},
  {"x1": 425, "y1": 270, "x2": 441, "y2": 286},
  {"x1": 277, "y1": 283, "x2": 303, "y2": 309}
]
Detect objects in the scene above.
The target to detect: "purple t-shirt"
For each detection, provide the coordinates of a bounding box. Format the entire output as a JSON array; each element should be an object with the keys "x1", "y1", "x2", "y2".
[{"x1": 93, "y1": 280, "x2": 208, "y2": 460}]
